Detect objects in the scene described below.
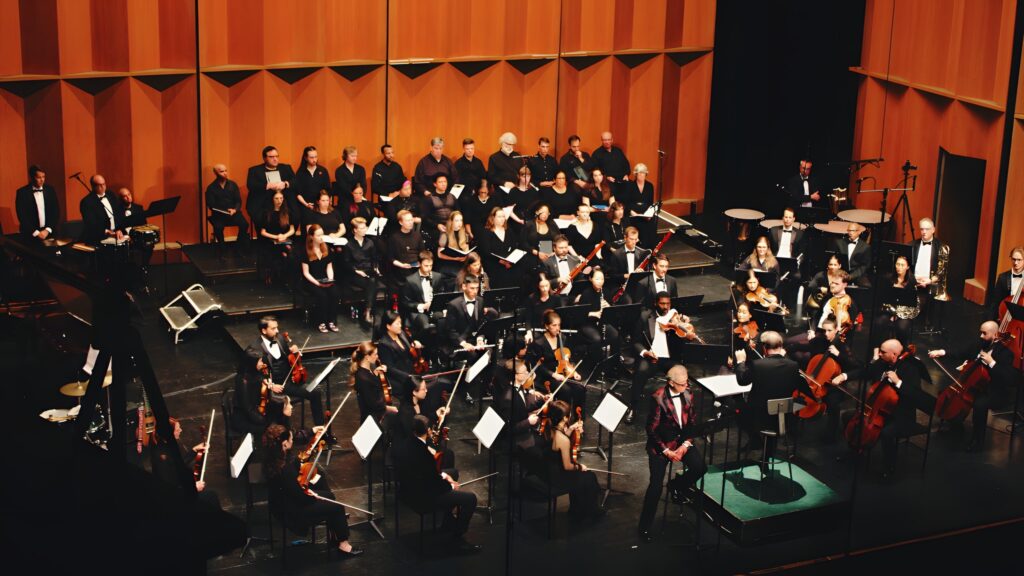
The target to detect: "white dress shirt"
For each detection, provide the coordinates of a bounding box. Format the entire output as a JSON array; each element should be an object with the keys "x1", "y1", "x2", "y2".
[{"x1": 915, "y1": 243, "x2": 933, "y2": 279}]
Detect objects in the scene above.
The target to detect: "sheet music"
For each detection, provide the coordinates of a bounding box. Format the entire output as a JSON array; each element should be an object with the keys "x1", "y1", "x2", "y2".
[
  {"x1": 449, "y1": 184, "x2": 465, "y2": 199},
  {"x1": 100, "y1": 236, "x2": 129, "y2": 245},
  {"x1": 352, "y1": 416, "x2": 383, "y2": 460},
  {"x1": 494, "y1": 248, "x2": 526, "y2": 264},
  {"x1": 501, "y1": 205, "x2": 515, "y2": 219},
  {"x1": 265, "y1": 170, "x2": 281, "y2": 184},
  {"x1": 472, "y1": 407, "x2": 505, "y2": 450},
  {"x1": 640, "y1": 204, "x2": 657, "y2": 218},
  {"x1": 210, "y1": 207, "x2": 231, "y2": 215},
  {"x1": 593, "y1": 393, "x2": 629, "y2": 433},
  {"x1": 553, "y1": 218, "x2": 572, "y2": 230},
  {"x1": 230, "y1": 433, "x2": 254, "y2": 478},
  {"x1": 696, "y1": 374, "x2": 751, "y2": 398},
  {"x1": 498, "y1": 185, "x2": 512, "y2": 195},
  {"x1": 307, "y1": 357, "x2": 342, "y2": 392},
  {"x1": 366, "y1": 217, "x2": 388, "y2": 236},
  {"x1": 378, "y1": 193, "x2": 394, "y2": 203},
  {"x1": 322, "y1": 235, "x2": 348, "y2": 246},
  {"x1": 467, "y1": 351, "x2": 491, "y2": 382}
]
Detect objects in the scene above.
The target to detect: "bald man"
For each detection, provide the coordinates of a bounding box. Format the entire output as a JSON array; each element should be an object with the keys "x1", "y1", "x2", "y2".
[
  {"x1": 591, "y1": 131, "x2": 631, "y2": 185},
  {"x1": 205, "y1": 164, "x2": 250, "y2": 248},
  {"x1": 929, "y1": 321, "x2": 1018, "y2": 451}
]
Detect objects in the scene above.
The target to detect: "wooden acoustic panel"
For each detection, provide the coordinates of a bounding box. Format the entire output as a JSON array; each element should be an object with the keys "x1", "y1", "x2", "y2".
[{"x1": 0, "y1": 90, "x2": 29, "y2": 232}]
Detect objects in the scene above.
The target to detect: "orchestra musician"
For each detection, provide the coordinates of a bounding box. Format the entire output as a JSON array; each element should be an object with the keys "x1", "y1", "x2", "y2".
[
  {"x1": 910, "y1": 218, "x2": 948, "y2": 327},
  {"x1": 487, "y1": 132, "x2": 521, "y2": 190},
  {"x1": 395, "y1": 377, "x2": 447, "y2": 443},
  {"x1": 149, "y1": 417, "x2": 221, "y2": 509},
  {"x1": 928, "y1": 321, "x2": 1019, "y2": 451},
  {"x1": 246, "y1": 146, "x2": 295, "y2": 226},
  {"x1": 805, "y1": 254, "x2": 844, "y2": 311},
  {"x1": 637, "y1": 364, "x2": 706, "y2": 543},
  {"x1": 232, "y1": 351, "x2": 285, "y2": 435},
  {"x1": 300, "y1": 224, "x2": 339, "y2": 334},
  {"x1": 767, "y1": 207, "x2": 804, "y2": 261},
  {"x1": 371, "y1": 144, "x2": 406, "y2": 199},
  {"x1": 456, "y1": 252, "x2": 491, "y2": 293},
  {"x1": 739, "y1": 270, "x2": 785, "y2": 314},
  {"x1": 333, "y1": 145, "x2": 367, "y2": 206},
  {"x1": 793, "y1": 318, "x2": 862, "y2": 441},
  {"x1": 734, "y1": 331, "x2": 808, "y2": 463},
  {"x1": 15, "y1": 165, "x2": 59, "y2": 240},
  {"x1": 500, "y1": 359, "x2": 548, "y2": 463},
  {"x1": 609, "y1": 226, "x2": 650, "y2": 288},
  {"x1": 523, "y1": 273, "x2": 565, "y2": 343},
  {"x1": 262, "y1": 424, "x2": 363, "y2": 558},
  {"x1": 526, "y1": 310, "x2": 586, "y2": 411},
  {"x1": 461, "y1": 179, "x2": 500, "y2": 240},
  {"x1": 633, "y1": 253, "x2": 678, "y2": 306},
  {"x1": 989, "y1": 246, "x2": 1024, "y2": 320},
  {"x1": 544, "y1": 234, "x2": 583, "y2": 297},
  {"x1": 350, "y1": 341, "x2": 398, "y2": 424},
  {"x1": 543, "y1": 399, "x2": 602, "y2": 521},
  {"x1": 785, "y1": 158, "x2": 823, "y2": 209},
  {"x1": 79, "y1": 174, "x2": 123, "y2": 244},
  {"x1": 400, "y1": 251, "x2": 445, "y2": 340},
  {"x1": 205, "y1": 164, "x2": 251, "y2": 249},
  {"x1": 732, "y1": 302, "x2": 759, "y2": 351},
  {"x1": 835, "y1": 222, "x2": 872, "y2": 288},
  {"x1": 575, "y1": 267, "x2": 620, "y2": 371},
  {"x1": 244, "y1": 316, "x2": 326, "y2": 427},
  {"x1": 738, "y1": 236, "x2": 781, "y2": 277},
  {"x1": 453, "y1": 138, "x2": 487, "y2": 195},
  {"x1": 396, "y1": 415, "x2": 481, "y2": 553},
  {"x1": 378, "y1": 309, "x2": 424, "y2": 397},
  {"x1": 115, "y1": 187, "x2": 153, "y2": 290},
  {"x1": 628, "y1": 292, "x2": 690, "y2": 424},
  {"x1": 343, "y1": 216, "x2": 385, "y2": 327},
  {"x1": 444, "y1": 275, "x2": 496, "y2": 404},
  {"x1": 413, "y1": 137, "x2": 458, "y2": 196},
  {"x1": 872, "y1": 255, "x2": 918, "y2": 346},
  {"x1": 786, "y1": 270, "x2": 859, "y2": 355}
]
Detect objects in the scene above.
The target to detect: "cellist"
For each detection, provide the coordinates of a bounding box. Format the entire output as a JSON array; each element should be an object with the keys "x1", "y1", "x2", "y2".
[
  {"x1": 793, "y1": 318, "x2": 861, "y2": 442},
  {"x1": 928, "y1": 321, "x2": 1018, "y2": 452},
  {"x1": 243, "y1": 316, "x2": 326, "y2": 428},
  {"x1": 990, "y1": 246, "x2": 1024, "y2": 320}
]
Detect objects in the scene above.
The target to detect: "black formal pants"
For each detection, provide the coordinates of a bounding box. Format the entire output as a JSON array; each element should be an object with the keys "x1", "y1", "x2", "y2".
[
  {"x1": 435, "y1": 488, "x2": 477, "y2": 535},
  {"x1": 283, "y1": 382, "x2": 325, "y2": 426},
  {"x1": 579, "y1": 321, "x2": 619, "y2": 372},
  {"x1": 871, "y1": 314, "x2": 913, "y2": 347},
  {"x1": 971, "y1": 384, "x2": 1011, "y2": 443},
  {"x1": 638, "y1": 446, "x2": 706, "y2": 532},
  {"x1": 351, "y1": 273, "x2": 383, "y2": 313},
  {"x1": 632, "y1": 357, "x2": 670, "y2": 410},
  {"x1": 209, "y1": 212, "x2": 250, "y2": 246}
]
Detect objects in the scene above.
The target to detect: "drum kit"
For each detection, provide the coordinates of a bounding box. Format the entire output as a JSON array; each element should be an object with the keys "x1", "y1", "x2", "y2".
[
  {"x1": 43, "y1": 371, "x2": 117, "y2": 448},
  {"x1": 130, "y1": 224, "x2": 161, "y2": 248}
]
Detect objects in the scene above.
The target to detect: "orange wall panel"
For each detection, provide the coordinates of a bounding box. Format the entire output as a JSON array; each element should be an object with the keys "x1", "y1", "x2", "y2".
[
  {"x1": 91, "y1": 0, "x2": 130, "y2": 72},
  {"x1": 1, "y1": 0, "x2": 23, "y2": 77},
  {"x1": 0, "y1": 90, "x2": 28, "y2": 232},
  {"x1": 57, "y1": 0, "x2": 93, "y2": 75},
  {"x1": 503, "y1": 0, "x2": 560, "y2": 56},
  {"x1": 387, "y1": 65, "x2": 460, "y2": 172},
  {"x1": 621, "y1": 56, "x2": 667, "y2": 184},
  {"x1": 319, "y1": 67, "x2": 386, "y2": 173},
  {"x1": 160, "y1": 76, "x2": 199, "y2": 243},
  {"x1": 128, "y1": 79, "x2": 164, "y2": 204},
  {"x1": 999, "y1": 120, "x2": 1024, "y2": 264},
  {"x1": 159, "y1": 0, "x2": 197, "y2": 70},
  {"x1": 324, "y1": 0, "x2": 386, "y2": 63},
  {"x1": 60, "y1": 82, "x2": 98, "y2": 217},
  {"x1": 127, "y1": 0, "x2": 161, "y2": 72},
  {"x1": 680, "y1": 0, "x2": 717, "y2": 48},
  {"x1": 562, "y1": 0, "x2": 616, "y2": 54},
  {"x1": 614, "y1": 0, "x2": 668, "y2": 52},
  {"x1": 198, "y1": 0, "x2": 229, "y2": 67},
  {"x1": 672, "y1": 52, "x2": 712, "y2": 203},
  {"x1": 94, "y1": 80, "x2": 134, "y2": 191},
  {"x1": 388, "y1": 1, "x2": 452, "y2": 60}
]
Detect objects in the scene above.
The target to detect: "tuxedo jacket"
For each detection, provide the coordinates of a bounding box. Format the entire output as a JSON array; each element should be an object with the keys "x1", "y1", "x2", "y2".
[
  {"x1": 632, "y1": 272, "x2": 679, "y2": 306},
  {"x1": 15, "y1": 184, "x2": 60, "y2": 236},
  {"x1": 397, "y1": 437, "x2": 452, "y2": 508},
  {"x1": 645, "y1": 384, "x2": 697, "y2": 456},
  {"x1": 400, "y1": 271, "x2": 446, "y2": 317},
  {"x1": 909, "y1": 237, "x2": 946, "y2": 279},
  {"x1": 990, "y1": 270, "x2": 1022, "y2": 320},
  {"x1": 768, "y1": 226, "x2": 805, "y2": 259},
  {"x1": 543, "y1": 253, "x2": 583, "y2": 283},
  {"x1": 501, "y1": 385, "x2": 545, "y2": 451},
  {"x1": 834, "y1": 238, "x2": 872, "y2": 280},
  {"x1": 609, "y1": 245, "x2": 652, "y2": 278},
  {"x1": 443, "y1": 295, "x2": 485, "y2": 348},
  {"x1": 79, "y1": 193, "x2": 124, "y2": 243},
  {"x1": 785, "y1": 174, "x2": 824, "y2": 208}
]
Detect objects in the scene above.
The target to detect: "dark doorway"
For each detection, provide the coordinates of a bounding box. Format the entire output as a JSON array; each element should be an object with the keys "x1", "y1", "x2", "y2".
[{"x1": 933, "y1": 148, "x2": 985, "y2": 299}]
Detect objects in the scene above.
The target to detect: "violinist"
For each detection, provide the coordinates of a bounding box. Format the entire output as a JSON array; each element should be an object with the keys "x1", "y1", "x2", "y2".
[
  {"x1": 396, "y1": 416, "x2": 481, "y2": 554},
  {"x1": 400, "y1": 252, "x2": 444, "y2": 340},
  {"x1": 738, "y1": 235, "x2": 781, "y2": 277},
  {"x1": 526, "y1": 310, "x2": 586, "y2": 411},
  {"x1": 990, "y1": 246, "x2": 1024, "y2": 320},
  {"x1": 544, "y1": 400, "x2": 602, "y2": 521},
  {"x1": 396, "y1": 379, "x2": 456, "y2": 472},
  {"x1": 740, "y1": 271, "x2": 785, "y2": 314},
  {"x1": 523, "y1": 272, "x2": 565, "y2": 343},
  {"x1": 575, "y1": 267, "x2": 621, "y2": 370},
  {"x1": 638, "y1": 365, "x2": 706, "y2": 543},
  {"x1": 543, "y1": 234, "x2": 583, "y2": 297},
  {"x1": 872, "y1": 255, "x2": 918, "y2": 346},
  {"x1": 734, "y1": 331, "x2": 808, "y2": 463},
  {"x1": 628, "y1": 293, "x2": 685, "y2": 424},
  {"x1": 633, "y1": 253, "x2": 678, "y2": 307},
  {"x1": 928, "y1": 321, "x2": 1018, "y2": 451},
  {"x1": 377, "y1": 310, "x2": 425, "y2": 398},
  {"x1": 244, "y1": 316, "x2": 326, "y2": 427},
  {"x1": 350, "y1": 341, "x2": 398, "y2": 425},
  {"x1": 262, "y1": 424, "x2": 363, "y2": 559},
  {"x1": 149, "y1": 417, "x2": 221, "y2": 510},
  {"x1": 732, "y1": 302, "x2": 759, "y2": 351},
  {"x1": 847, "y1": 339, "x2": 924, "y2": 480},
  {"x1": 500, "y1": 360, "x2": 548, "y2": 461},
  {"x1": 232, "y1": 351, "x2": 284, "y2": 435},
  {"x1": 786, "y1": 271, "x2": 858, "y2": 359}
]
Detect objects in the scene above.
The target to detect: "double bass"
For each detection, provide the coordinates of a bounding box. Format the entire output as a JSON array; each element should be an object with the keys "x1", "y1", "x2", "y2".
[
  {"x1": 932, "y1": 335, "x2": 1012, "y2": 421},
  {"x1": 997, "y1": 279, "x2": 1024, "y2": 369},
  {"x1": 844, "y1": 348, "x2": 913, "y2": 452}
]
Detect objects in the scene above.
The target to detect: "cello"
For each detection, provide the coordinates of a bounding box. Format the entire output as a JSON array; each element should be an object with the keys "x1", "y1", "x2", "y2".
[
  {"x1": 844, "y1": 348, "x2": 913, "y2": 452},
  {"x1": 794, "y1": 352, "x2": 843, "y2": 419},
  {"x1": 932, "y1": 334, "x2": 1013, "y2": 421},
  {"x1": 997, "y1": 278, "x2": 1024, "y2": 369}
]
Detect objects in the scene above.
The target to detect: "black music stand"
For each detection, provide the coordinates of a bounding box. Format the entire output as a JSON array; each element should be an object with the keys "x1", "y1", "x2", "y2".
[
  {"x1": 681, "y1": 344, "x2": 731, "y2": 366},
  {"x1": 670, "y1": 295, "x2": 704, "y2": 315},
  {"x1": 734, "y1": 267, "x2": 779, "y2": 291},
  {"x1": 879, "y1": 241, "x2": 912, "y2": 274},
  {"x1": 751, "y1": 308, "x2": 786, "y2": 335},
  {"x1": 145, "y1": 196, "x2": 180, "y2": 296},
  {"x1": 483, "y1": 286, "x2": 520, "y2": 313},
  {"x1": 552, "y1": 303, "x2": 592, "y2": 332},
  {"x1": 600, "y1": 303, "x2": 643, "y2": 390},
  {"x1": 615, "y1": 270, "x2": 648, "y2": 301},
  {"x1": 428, "y1": 291, "x2": 461, "y2": 314},
  {"x1": 795, "y1": 206, "x2": 831, "y2": 225}
]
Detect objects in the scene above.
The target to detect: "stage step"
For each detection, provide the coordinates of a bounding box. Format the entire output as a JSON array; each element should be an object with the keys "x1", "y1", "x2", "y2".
[{"x1": 160, "y1": 283, "x2": 222, "y2": 344}]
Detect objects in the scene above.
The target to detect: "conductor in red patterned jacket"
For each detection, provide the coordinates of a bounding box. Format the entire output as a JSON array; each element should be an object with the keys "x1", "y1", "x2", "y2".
[{"x1": 637, "y1": 364, "x2": 707, "y2": 543}]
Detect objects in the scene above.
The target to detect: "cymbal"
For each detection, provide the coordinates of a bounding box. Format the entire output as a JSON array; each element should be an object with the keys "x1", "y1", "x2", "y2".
[{"x1": 59, "y1": 381, "x2": 88, "y2": 397}]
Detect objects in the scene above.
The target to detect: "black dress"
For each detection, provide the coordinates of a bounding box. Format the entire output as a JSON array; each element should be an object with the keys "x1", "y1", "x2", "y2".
[
  {"x1": 477, "y1": 227, "x2": 521, "y2": 290},
  {"x1": 541, "y1": 187, "x2": 582, "y2": 220},
  {"x1": 354, "y1": 366, "x2": 390, "y2": 424},
  {"x1": 267, "y1": 458, "x2": 350, "y2": 542},
  {"x1": 566, "y1": 221, "x2": 607, "y2": 261},
  {"x1": 260, "y1": 209, "x2": 294, "y2": 280},
  {"x1": 302, "y1": 253, "x2": 338, "y2": 327},
  {"x1": 461, "y1": 194, "x2": 501, "y2": 239},
  {"x1": 545, "y1": 432, "x2": 600, "y2": 518}
]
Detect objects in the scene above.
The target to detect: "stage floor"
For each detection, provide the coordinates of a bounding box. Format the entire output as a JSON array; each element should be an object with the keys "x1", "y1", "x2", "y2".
[{"x1": 222, "y1": 311, "x2": 372, "y2": 356}]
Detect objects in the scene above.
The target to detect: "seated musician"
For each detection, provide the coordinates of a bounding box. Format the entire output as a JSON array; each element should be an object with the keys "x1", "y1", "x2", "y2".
[
  {"x1": 400, "y1": 251, "x2": 445, "y2": 342},
  {"x1": 244, "y1": 316, "x2": 326, "y2": 428},
  {"x1": 520, "y1": 203, "x2": 556, "y2": 275},
  {"x1": 116, "y1": 187, "x2": 153, "y2": 289},
  {"x1": 378, "y1": 310, "x2": 424, "y2": 398},
  {"x1": 638, "y1": 364, "x2": 706, "y2": 543},
  {"x1": 632, "y1": 253, "x2": 678, "y2": 307},
  {"x1": 462, "y1": 179, "x2": 500, "y2": 241},
  {"x1": 610, "y1": 226, "x2": 650, "y2": 288},
  {"x1": 396, "y1": 415, "x2": 481, "y2": 553},
  {"x1": 524, "y1": 272, "x2": 565, "y2": 344},
  {"x1": 928, "y1": 321, "x2": 1019, "y2": 452},
  {"x1": 872, "y1": 255, "x2": 917, "y2": 346},
  {"x1": 540, "y1": 171, "x2": 582, "y2": 222},
  {"x1": 387, "y1": 209, "x2": 426, "y2": 286},
  {"x1": 543, "y1": 234, "x2": 583, "y2": 298},
  {"x1": 382, "y1": 180, "x2": 422, "y2": 236},
  {"x1": 262, "y1": 424, "x2": 363, "y2": 558},
  {"x1": 443, "y1": 275, "x2": 496, "y2": 404},
  {"x1": 350, "y1": 341, "x2": 398, "y2": 425},
  {"x1": 499, "y1": 359, "x2": 549, "y2": 465},
  {"x1": 149, "y1": 417, "x2": 221, "y2": 510},
  {"x1": 504, "y1": 165, "x2": 541, "y2": 231},
  {"x1": 582, "y1": 167, "x2": 615, "y2": 208},
  {"x1": 768, "y1": 208, "x2": 804, "y2": 262},
  {"x1": 344, "y1": 216, "x2": 384, "y2": 327},
  {"x1": 574, "y1": 267, "x2": 621, "y2": 372},
  {"x1": 786, "y1": 270, "x2": 859, "y2": 357},
  {"x1": 455, "y1": 252, "x2": 491, "y2": 294},
  {"x1": 989, "y1": 246, "x2": 1024, "y2": 320},
  {"x1": 300, "y1": 225, "x2": 339, "y2": 334},
  {"x1": 835, "y1": 222, "x2": 871, "y2": 288},
  {"x1": 436, "y1": 211, "x2": 472, "y2": 288},
  {"x1": 844, "y1": 339, "x2": 924, "y2": 480},
  {"x1": 396, "y1": 378, "x2": 445, "y2": 440},
  {"x1": 804, "y1": 254, "x2": 843, "y2": 313},
  {"x1": 739, "y1": 271, "x2": 785, "y2": 314},
  {"x1": 205, "y1": 164, "x2": 251, "y2": 249},
  {"x1": 476, "y1": 206, "x2": 521, "y2": 290},
  {"x1": 542, "y1": 400, "x2": 602, "y2": 521},
  {"x1": 338, "y1": 185, "x2": 375, "y2": 239},
  {"x1": 627, "y1": 292, "x2": 692, "y2": 424},
  {"x1": 79, "y1": 174, "x2": 124, "y2": 244},
  {"x1": 791, "y1": 318, "x2": 861, "y2": 441},
  {"x1": 15, "y1": 165, "x2": 60, "y2": 241},
  {"x1": 258, "y1": 190, "x2": 296, "y2": 285},
  {"x1": 526, "y1": 310, "x2": 586, "y2": 412},
  {"x1": 738, "y1": 235, "x2": 781, "y2": 277},
  {"x1": 734, "y1": 331, "x2": 809, "y2": 462}
]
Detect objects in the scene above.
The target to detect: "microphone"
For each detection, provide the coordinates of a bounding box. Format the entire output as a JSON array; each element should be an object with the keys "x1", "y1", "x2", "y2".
[
  {"x1": 68, "y1": 172, "x2": 82, "y2": 180},
  {"x1": 902, "y1": 160, "x2": 917, "y2": 171},
  {"x1": 657, "y1": 149, "x2": 666, "y2": 156}
]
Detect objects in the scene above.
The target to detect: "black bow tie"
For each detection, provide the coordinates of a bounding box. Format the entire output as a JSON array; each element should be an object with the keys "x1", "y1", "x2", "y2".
[
  {"x1": 267, "y1": 340, "x2": 278, "y2": 348},
  {"x1": 559, "y1": 258, "x2": 567, "y2": 263},
  {"x1": 1013, "y1": 274, "x2": 1022, "y2": 279},
  {"x1": 466, "y1": 300, "x2": 476, "y2": 305},
  {"x1": 421, "y1": 276, "x2": 431, "y2": 281},
  {"x1": 847, "y1": 239, "x2": 857, "y2": 245},
  {"x1": 922, "y1": 241, "x2": 932, "y2": 246},
  {"x1": 33, "y1": 188, "x2": 43, "y2": 192},
  {"x1": 626, "y1": 250, "x2": 634, "y2": 254},
  {"x1": 783, "y1": 229, "x2": 792, "y2": 233},
  {"x1": 669, "y1": 393, "x2": 682, "y2": 400}
]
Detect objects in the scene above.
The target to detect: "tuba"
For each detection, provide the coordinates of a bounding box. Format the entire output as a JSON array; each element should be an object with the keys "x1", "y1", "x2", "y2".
[{"x1": 930, "y1": 244, "x2": 951, "y2": 302}]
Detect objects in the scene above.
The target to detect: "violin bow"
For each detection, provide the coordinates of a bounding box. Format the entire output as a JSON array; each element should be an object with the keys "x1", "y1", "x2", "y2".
[
  {"x1": 302, "y1": 391, "x2": 352, "y2": 462},
  {"x1": 199, "y1": 409, "x2": 215, "y2": 483},
  {"x1": 532, "y1": 359, "x2": 584, "y2": 415},
  {"x1": 435, "y1": 362, "x2": 467, "y2": 431}
]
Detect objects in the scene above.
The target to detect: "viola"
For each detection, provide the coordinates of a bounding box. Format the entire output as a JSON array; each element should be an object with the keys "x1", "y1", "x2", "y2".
[
  {"x1": 934, "y1": 335, "x2": 1012, "y2": 421},
  {"x1": 257, "y1": 360, "x2": 272, "y2": 416},
  {"x1": 794, "y1": 351, "x2": 843, "y2": 419},
  {"x1": 405, "y1": 327, "x2": 429, "y2": 374},
  {"x1": 745, "y1": 286, "x2": 788, "y2": 315},
  {"x1": 827, "y1": 295, "x2": 855, "y2": 341},
  {"x1": 283, "y1": 331, "x2": 308, "y2": 386},
  {"x1": 570, "y1": 406, "x2": 583, "y2": 465},
  {"x1": 536, "y1": 381, "x2": 554, "y2": 435},
  {"x1": 733, "y1": 319, "x2": 759, "y2": 345},
  {"x1": 845, "y1": 349, "x2": 913, "y2": 452},
  {"x1": 295, "y1": 398, "x2": 349, "y2": 487},
  {"x1": 377, "y1": 361, "x2": 393, "y2": 405}
]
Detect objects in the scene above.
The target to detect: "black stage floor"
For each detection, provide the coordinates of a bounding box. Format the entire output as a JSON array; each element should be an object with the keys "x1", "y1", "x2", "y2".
[
  {"x1": 182, "y1": 243, "x2": 257, "y2": 279},
  {"x1": 11, "y1": 251, "x2": 1024, "y2": 574}
]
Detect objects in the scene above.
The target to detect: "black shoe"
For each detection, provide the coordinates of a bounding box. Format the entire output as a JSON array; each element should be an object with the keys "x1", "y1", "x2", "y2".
[
  {"x1": 638, "y1": 529, "x2": 654, "y2": 543},
  {"x1": 625, "y1": 408, "x2": 635, "y2": 424},
  {"x1": 324, "y1": 432, "x2": 339, "y2": 446},
  {"x1": 451, "y1": 537, "x2": 481, "y2": 554},
  {"x1": 337, "y1": 547, "x2": 364, "y2": 559}
]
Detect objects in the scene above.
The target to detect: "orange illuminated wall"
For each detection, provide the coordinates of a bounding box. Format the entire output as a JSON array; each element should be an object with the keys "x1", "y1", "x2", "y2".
[
  {"x1": 850, "y1": 0, "x2": 1021, "y2": 304},
  {"x1": 1, "y1": 0, "x2": 716, "y2": 244}
]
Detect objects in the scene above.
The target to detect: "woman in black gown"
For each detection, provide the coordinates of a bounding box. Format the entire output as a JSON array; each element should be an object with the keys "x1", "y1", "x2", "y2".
[
  {"x1": 543, "y1": 400, "x2": 601, "y2": 520},
  {"x1": 476, "y1": 206, "x2": 521, "y2": 290},
  {"x1": 301, "y1": 224, "x2": 340, "y2": 333}
]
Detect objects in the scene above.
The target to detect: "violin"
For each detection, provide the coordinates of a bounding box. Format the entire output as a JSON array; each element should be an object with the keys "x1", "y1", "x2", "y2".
[
  {"x1": 429, "y1": 362, "x2": 466, "y2": 472},
  {"x1": 745, "y1": 286, "x2": 788, "y2": 315},
  {"x1": 845, "y1": 347, "x2": 914, "y2": 452},
  {"x1": 376, "y1": 361, "x2": 393, "y2": 405},
  {"x1": 283, "y1": 331, "x2": 308, "y2": 386},
  {"x1": 296, "y1": 394, "x2": 349, "y2": 487},
  {"x1": 192, "y1": 427, "x2": 206, "y2": 482},
  {"x1": 733, "y1": 319, "x2": 759, "y2": 346},
  {"x1": 794, "y1": 352, "x2": 843, "y2": 419},
  {"x1": 405, "y1": 327, "x2": 429, "y2": 375},
  {"x1": 660, "y1": 310, "x2": 705, "y2": 344},
  {"x1": 570, "y1": 406, "x2": 583, "y2": 465},
  {"x1": 257, "y1": 359, "x2": 272, "y2": 416},
  {"x1": 827, "y1": 295, "x2": 855, "y2": 341},
  {"x1": 933, "y1": 335, "x2": 1012, "y2": 421},
  {"x1": 536, "y1": 381, "x2": 554, "y2": 435}
]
